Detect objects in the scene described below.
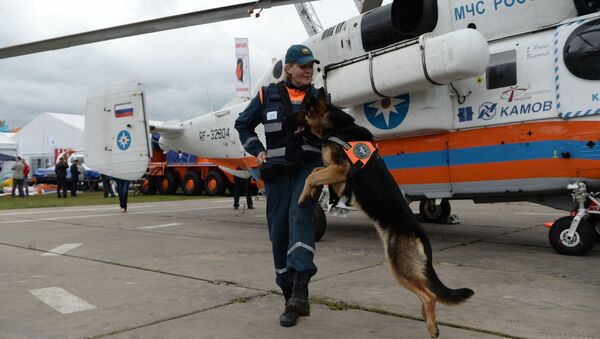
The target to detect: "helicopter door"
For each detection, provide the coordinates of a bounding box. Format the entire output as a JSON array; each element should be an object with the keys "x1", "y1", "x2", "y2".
[{"x1": 556, "y1": 18, "x2": 600, "y2": 119}]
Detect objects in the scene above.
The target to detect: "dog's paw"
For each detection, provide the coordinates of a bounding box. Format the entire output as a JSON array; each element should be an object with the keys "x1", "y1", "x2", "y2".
[{"x1": 298, "y1": 195, "x2": 309, "y2": 207}]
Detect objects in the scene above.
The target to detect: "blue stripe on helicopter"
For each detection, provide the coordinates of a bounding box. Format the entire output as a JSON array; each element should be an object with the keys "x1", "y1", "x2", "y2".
[{"x1": 383, "y1": 140, "x2": 599, "y2": 169}]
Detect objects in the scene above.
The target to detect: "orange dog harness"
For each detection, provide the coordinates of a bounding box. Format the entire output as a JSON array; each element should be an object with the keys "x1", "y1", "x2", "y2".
[
  {"x1": 326, "y1": 136, "x2": 378, "y2": 208},
  {"x1": 327, "y1": 136, "x2": 378, "y2": 169}
]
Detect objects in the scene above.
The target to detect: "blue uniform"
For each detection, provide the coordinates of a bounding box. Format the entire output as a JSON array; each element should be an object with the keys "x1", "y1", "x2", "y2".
[{"x1": 235, "y1": 80, "x2": 323, "y2": 290}]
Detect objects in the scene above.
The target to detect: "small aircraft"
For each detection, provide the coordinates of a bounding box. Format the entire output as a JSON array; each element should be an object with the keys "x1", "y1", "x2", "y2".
[{"x1": 1, "y1": 0, "x2": 600, "y2": 255}]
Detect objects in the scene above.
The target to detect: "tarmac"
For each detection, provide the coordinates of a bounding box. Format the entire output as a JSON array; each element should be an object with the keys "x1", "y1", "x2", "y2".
[{"x1": 0, "y1": 197, "x2": 597, "y2": 339}]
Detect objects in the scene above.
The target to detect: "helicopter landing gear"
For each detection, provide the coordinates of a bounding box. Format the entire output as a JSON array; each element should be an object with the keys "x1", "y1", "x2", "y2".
[
  {"x1": 548, "y1": 182, "x2": 597, "y2": 256},
  {"x1": 418, "y1": 199, "x2": 459, "y2": 224},
  {"x1": 549, "y1": 216, "x2": 596, "y2": 255}
]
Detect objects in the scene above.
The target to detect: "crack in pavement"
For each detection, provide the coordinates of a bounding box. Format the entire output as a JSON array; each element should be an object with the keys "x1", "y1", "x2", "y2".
[
  {"x1": 88, "y1": 293, "x2": 271, "y2": 339},
  {"x1": 1, "y1": 241, "x2": 521, "y2": 338},
  {"x1": 438, "y1": 224, "x2": 541, "y2": 252}
]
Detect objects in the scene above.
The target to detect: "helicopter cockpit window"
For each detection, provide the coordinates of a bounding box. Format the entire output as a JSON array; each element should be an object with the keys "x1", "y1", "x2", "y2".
[
  {"x1": 486, "y1": 50, "x2": 517, "y2": 90},
  {"x1": 564, "y1": 18, "x2": 600, "y2": 81}
]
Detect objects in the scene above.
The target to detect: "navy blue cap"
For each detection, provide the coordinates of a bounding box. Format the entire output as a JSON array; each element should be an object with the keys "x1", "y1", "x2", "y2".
[{"x1": 285, "y1": 44, "x2": 320, "y2": 65}]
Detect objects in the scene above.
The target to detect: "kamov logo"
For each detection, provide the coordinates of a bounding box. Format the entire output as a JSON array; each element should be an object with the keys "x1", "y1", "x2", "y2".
[{"x1": 478, "y1": 102, "x2": 497, "y2": 120}]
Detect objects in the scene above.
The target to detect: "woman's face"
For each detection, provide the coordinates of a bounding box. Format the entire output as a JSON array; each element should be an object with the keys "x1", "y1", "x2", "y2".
[{"x1": 286, "y1": 62, "x2": 315, "y2": 87}]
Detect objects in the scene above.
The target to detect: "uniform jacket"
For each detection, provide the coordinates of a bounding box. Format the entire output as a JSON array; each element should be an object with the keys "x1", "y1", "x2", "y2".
[{"x1": 234, "y1": 80, "x2": 322, "y2": 168}]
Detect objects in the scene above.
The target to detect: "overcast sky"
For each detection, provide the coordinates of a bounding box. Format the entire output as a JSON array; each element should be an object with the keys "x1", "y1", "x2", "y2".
[{"x1": 0, "y1": 0, "x2": 366, "y2": 128}]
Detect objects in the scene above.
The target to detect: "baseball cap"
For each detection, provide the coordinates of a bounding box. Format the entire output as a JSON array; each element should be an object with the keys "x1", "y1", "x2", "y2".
[{"x1": 285, "y1": 44, "x2": 320, "y2": 65}]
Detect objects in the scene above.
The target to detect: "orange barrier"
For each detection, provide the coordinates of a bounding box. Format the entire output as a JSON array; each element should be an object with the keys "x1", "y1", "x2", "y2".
[{"x1": 37, "y1": 184, "x2": 57, "y2": 195}]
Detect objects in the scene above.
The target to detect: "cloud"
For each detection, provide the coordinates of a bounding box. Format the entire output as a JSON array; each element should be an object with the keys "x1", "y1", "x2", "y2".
[{"x1": 0, "y1": 0, "x2": 359, "y2": 128}]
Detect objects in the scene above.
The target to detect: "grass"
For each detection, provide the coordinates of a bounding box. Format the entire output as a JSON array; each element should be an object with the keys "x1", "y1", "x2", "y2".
[{"x1": 0, "y1": 190, "x2": 213, "y2": 210}]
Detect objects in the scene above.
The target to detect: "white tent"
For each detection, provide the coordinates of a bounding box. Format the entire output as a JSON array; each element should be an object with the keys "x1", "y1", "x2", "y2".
[
  {"x1": 12, "y1": 112, "x2": 84, "y2": 171},
  {"x1": 0, "y1": 133, "x2": 17, "y2": 180},
  {"x1": 0, "y1": 132, "x2": 16, "y2": 158}
]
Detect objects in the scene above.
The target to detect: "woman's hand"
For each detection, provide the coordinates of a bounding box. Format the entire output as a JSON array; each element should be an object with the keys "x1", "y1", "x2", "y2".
[{"x1": 257, "y1": 151, "x2": 267, "y2": 166}]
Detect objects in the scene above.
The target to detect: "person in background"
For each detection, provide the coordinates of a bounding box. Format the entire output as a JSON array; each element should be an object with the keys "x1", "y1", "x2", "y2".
[
  {"x1": 22, "y1": 158, "x2": 30, "y2": 196},
  {"x1": 77, "y1": 160, "x2": 85, "y2": 190},
  {"x1": 69, "y1": 159, "x2": 80, "y2": 197},
  {"x1": 11, "y1": 156, "x2": 25, "y2": 198},
  {"x1": 55, "y1": 157, "x2": 68, "y2": 198},
  {"x1": 235, "y1": 44, "x2": 325, "y2": 327},
  {"x1": 233, "y1": 174, "x2": 254, "y2": 210},
  {"x1": 114, "y1": 177, "x2": 130, "y2": 212},
  {"x1": 101, "y1": 174, "x2": 116, "y2": 198}
]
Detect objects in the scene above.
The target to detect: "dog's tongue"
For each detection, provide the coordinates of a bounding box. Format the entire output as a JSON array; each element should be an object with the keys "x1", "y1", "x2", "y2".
[{"x1": 294, "y1": 125, "x2": 305, "y2": 135}]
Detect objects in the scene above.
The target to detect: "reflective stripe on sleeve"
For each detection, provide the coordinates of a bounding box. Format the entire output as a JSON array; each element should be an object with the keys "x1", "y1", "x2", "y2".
[
  {"x1": 301, "y1": 145, "x2": 321, "y2": 153},
  {"x1": 242, "y1": 136, "x2": 259, "y2": 148},
  {"x1": 275, "y1": 267, "x2": 288, "y2": 274}
]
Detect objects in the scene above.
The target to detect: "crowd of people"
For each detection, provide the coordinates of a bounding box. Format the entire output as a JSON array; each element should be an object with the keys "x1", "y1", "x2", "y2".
[
  {"x1": 5, "y1": 154, "x2": 131, "y2": 212},
  {"x1": 54, "y1": 157, "x2": 85, "y2": 198}
]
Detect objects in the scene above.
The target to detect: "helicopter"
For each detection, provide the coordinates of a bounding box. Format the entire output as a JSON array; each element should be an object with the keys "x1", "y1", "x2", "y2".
[{"x1": 1, "y1": 0, "x2": 600, "y2": 255}]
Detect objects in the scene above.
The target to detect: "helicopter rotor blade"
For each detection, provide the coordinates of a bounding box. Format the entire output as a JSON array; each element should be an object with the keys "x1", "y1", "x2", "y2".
[{"x1": 0, "y1": 0, "x2": 319, "y2": 60}]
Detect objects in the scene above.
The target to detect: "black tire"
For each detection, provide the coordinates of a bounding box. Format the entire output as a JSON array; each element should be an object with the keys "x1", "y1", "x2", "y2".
[
  {"x1": 158, "y1": 171, "x2": 178, "y2": 195},
  {"x1": 182, "y1": 171, "x2": 202, "y2": 195},
  {"x1": 419, "y1": 199, "x2": 451, "y2": 222},
  {"x1": 549, "y1": 216, "x2": 596, "y2": 256},
  {"x1": 586, "y1": 214, "x2": 600, "y2": 242},
  {"x1": 204, "y1": 170, "x2": 227, "y2": 196},
  {"x1": 313, "y1": 205, "x2": 327, "y2": 242},
  {"x1": 141, "y1": 177, "x2": 158, "y2": 195}
]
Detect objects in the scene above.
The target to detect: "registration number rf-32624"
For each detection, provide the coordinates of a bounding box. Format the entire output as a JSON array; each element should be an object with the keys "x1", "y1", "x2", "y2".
[{"x1": 199, "y1": 128, "x2": 230, "y2": 141}]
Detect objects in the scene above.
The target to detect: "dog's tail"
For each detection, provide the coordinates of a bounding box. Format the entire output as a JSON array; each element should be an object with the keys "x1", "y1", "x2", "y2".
[{"x1": 426, "y1": 262, "x2": 474, "y2": 305}]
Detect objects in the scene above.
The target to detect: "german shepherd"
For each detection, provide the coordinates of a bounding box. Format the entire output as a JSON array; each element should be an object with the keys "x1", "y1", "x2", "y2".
[{"x1": 297, "y1": 88, "x2": 474, "y2": 338}]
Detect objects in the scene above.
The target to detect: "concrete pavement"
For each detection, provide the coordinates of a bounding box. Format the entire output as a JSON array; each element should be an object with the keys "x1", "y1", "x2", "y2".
[{"x1": 0, "y1": 197, "x2": 597, "y2": 338}]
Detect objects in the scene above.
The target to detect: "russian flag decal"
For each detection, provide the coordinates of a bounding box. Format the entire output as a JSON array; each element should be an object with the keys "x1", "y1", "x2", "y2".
[{"x1": 115, "y1": 104, "x2": 133, "y2": 118}]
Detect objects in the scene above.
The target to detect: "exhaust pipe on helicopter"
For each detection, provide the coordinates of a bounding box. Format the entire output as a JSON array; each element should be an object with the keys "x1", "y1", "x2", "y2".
[{"x1": 324, "y1": 28, "x2": 489, "y2": 108}]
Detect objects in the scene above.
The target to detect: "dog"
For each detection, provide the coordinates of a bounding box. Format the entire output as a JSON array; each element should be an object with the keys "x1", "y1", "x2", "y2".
[{"x1": 297, "y1": 88, "x2": 474, "y2": 338}]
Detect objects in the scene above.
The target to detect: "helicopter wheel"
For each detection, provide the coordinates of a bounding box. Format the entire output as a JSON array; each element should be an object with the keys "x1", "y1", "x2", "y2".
[
  {"x1": 548, "y1": 216, "x2": 596, "y2": 256},
  {"x1": 419, "y1": 199, "x2": 451, "y2": 223}
]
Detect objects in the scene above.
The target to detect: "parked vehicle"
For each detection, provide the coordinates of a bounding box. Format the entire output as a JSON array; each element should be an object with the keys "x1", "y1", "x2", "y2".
[
  {"x1": 32, "y1": 152, "x2": 100, "y2": 189},
  {"x1": 141, "y1": 135, "x2": 241, "y2": 196}
]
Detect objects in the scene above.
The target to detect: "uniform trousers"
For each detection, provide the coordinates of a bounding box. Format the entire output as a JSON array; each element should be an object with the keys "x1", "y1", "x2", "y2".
[{"x1": 264, "y1": 160, "x2": 321, "y2": 290}]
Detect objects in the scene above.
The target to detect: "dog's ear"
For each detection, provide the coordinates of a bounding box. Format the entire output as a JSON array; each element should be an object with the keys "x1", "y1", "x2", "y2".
[
  {"x1": 317, "y1": 88, "x2": 327, "y2": 103},
  {"x1": 315, "y1": 88, "x2": 328, "y2": 115}
]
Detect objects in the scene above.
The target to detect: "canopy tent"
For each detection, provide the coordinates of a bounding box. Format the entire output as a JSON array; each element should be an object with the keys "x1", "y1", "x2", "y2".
[{"x1": 0, "y1": 153, "x2": 15, "y2": 161}]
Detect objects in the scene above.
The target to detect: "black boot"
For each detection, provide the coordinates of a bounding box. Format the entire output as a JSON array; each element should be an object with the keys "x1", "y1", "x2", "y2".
[
  {"x1": 285, "y1": 272, "x2": 311, "y2": 316},
  {"x1": 279, "y1": 286, "x2": 298, "y2": 327}
]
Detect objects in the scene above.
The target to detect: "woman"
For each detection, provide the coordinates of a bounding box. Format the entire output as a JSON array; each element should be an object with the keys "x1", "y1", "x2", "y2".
[{"x1": 235, "y1": 44, "x2": 325, "y2": 327}]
